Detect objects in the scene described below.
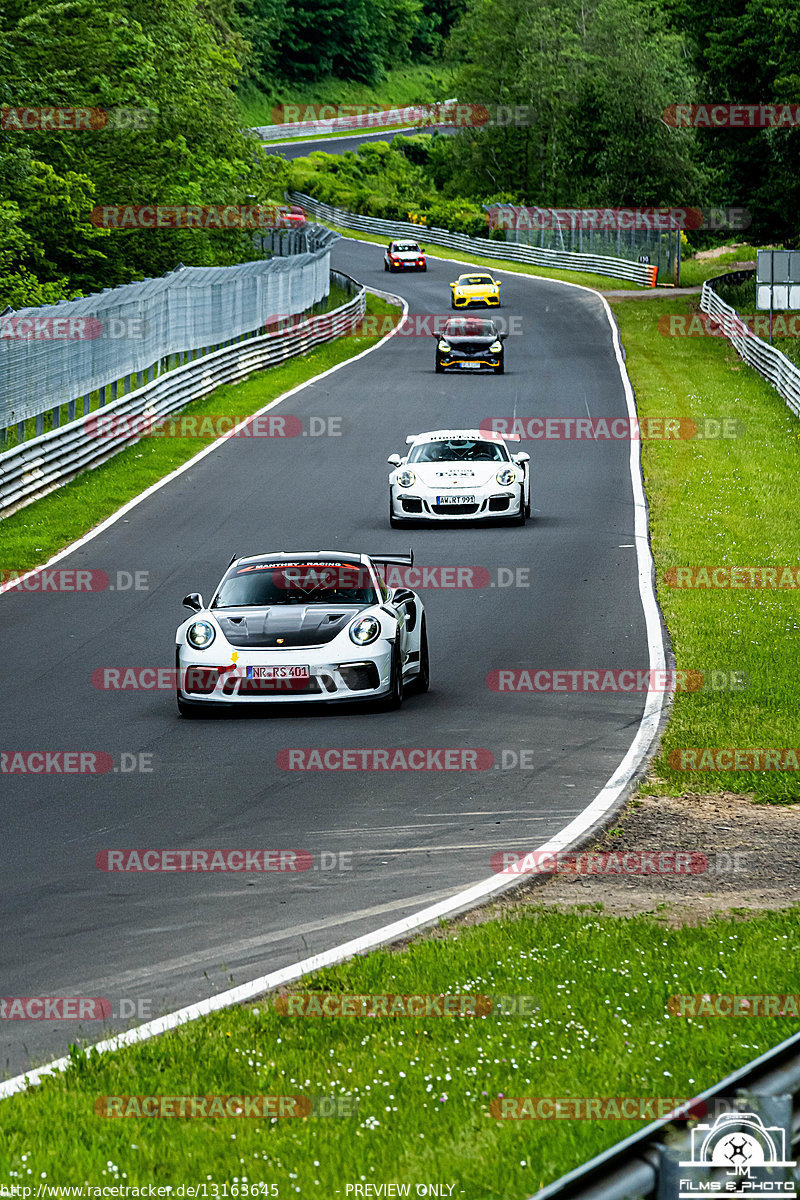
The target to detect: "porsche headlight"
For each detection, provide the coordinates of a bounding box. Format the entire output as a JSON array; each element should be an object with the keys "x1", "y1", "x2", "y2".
[
  {"x1": 496, "y1": 468, "x2": 516, "y2": 486},
  {"x1": 438, "y1": 340, "x2": 450, "y2": 351},
  {"x1": 187, "y1": 620, "x2": 216, "y2": 649},
  {"x1": 490, "y1": 340, "x2": 502, "y2": 352},
  {"x1": 397, "y1": 469, "x2": 416, "y2": 487},
  {"x1": 349, "y1": 616, "x2": 381, "y2": 646}
]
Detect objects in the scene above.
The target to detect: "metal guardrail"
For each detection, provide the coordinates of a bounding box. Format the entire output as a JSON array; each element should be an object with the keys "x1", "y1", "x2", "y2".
[
  {"x1": 1, "y1": 223, "x2": 339, "y2": 445},
  {"x1": 289, "y1": 192, "x2": 658, "y2": 286},
  {"x1": 253, "y1": 100, "x2": 457, "y2": 142},
  {"x1": 700, "y1": 268, "x2": 800, "y2": 418},
  {"x1": 0, "y1": 273, "x2": 366, "y2": 519},
  {"x1": 527, "y1": 1031, "x2": 800, "y2": 1199}
]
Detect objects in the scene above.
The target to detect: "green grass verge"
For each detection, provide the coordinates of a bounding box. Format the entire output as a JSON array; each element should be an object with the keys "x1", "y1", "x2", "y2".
[
  {"x1": 611, "y1": 294, "x2": 800, "y2": 802},
  {"x1": 2, "y1": 907, "x2": 799, "y2": 1192},
  {"x1": 318, "y1": 219, "x2": 643, "y2": 291},
  {"x1": 1, "y1": 293, "x2": 399, "y2": 575},
  {"x1": 238, "y1": 66, "x2": 454, "y2": 129},
  {"x1": 679, "y1": 244, "x2": 758, "y2": 287}
]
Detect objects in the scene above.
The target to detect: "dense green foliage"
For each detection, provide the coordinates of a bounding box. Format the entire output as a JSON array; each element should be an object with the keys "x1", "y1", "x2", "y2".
[
  {"x1": 0, "y1": 0, "x2": 288, "y2": 306},
  {"x1": 1, "y1": 0, "x2": 798, "y2": 307}
]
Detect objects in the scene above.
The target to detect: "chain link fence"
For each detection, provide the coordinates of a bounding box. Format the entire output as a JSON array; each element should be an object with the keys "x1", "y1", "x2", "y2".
[{"x1": 0, "y1": 224, "x2": 338, "y2": 448}]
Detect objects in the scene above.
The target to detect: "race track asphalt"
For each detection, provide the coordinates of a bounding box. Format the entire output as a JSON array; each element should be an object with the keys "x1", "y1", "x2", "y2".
[{"x1": 0, "y1": 237, "x2": 652, "y2": 1076}]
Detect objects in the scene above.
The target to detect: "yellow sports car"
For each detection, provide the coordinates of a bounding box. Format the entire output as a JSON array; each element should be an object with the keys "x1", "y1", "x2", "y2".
[{"x1": 449, "y1": 272, "x2": 502, "y2": 309}]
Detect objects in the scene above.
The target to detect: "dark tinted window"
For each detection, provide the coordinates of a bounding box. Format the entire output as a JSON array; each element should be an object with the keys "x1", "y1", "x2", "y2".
[
  {"x1": 444, "y1": 319, "x2": 496, "y2": 337},
  {"x1": 408, "y1": 439, "x2": 509, "y2": 463},
  {"x1": 214, "y1": 562, "x2": 376, "y2": 607}
]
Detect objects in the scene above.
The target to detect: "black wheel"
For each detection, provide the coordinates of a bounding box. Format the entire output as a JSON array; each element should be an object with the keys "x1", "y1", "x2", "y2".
[
  {"x1": 450, "y1": 298, "x2": 456, "y2": 309},
  {"x1": 412, "y1": 619, "x2": 429, "y2": 693},
  {"x1": 494, "y1": 358, "x2": 504, "y2": 374},
  {"x1": 525, "y1": 491, "x2": 532, "y2": 518},
  {"x1": 435, "y1": 357, "x2": 444, "y2": 374},
  {"x1": 377, "y1": 644, "x2": 403, "y2": 710},
  {"x1": 389, "y1": 493, "x2": 403, "y2": 528},
  {"x1": 384, "y1": 261, "x2": 389, "y2": 272},
  {"x1": 421, "y1": 265, "x2": 427, "y2": 272},
  {"x1": 511, "y1": 486, "x2": 526, "y2": 525}
]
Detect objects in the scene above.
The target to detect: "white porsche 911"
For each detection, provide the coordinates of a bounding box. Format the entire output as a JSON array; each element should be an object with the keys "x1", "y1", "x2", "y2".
[
  {"x1": 388, "y1": 430, "x2": 531, "y2": 526},
  {"x1": 175, "y1": 551, "x2": 428, "y2": 715}
]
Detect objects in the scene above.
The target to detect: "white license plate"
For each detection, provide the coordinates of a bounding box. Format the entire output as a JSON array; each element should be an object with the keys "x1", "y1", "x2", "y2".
[
  {"x1": 246, "y1": 665, "x2": 309, "y2": 681},
  {"x1": 460, "y1": 361, "x2": 483, "y2": 368},
  {"x1": 436, "y1": 494, "x2": 475, "y2": 505}
]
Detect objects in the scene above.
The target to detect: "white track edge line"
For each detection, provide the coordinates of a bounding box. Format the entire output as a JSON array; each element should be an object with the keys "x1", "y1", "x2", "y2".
[{"x1": 0, "y1": 259, "x2": 667, "y2": 1100}]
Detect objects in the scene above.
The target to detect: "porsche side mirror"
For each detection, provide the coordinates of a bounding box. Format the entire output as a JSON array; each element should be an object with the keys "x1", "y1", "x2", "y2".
[
  {"x1": 450, "y1": 281, "x2": 457, "y2": 286},
  {"x1": 183, "y1": 592, "x2": 204, "y2": 611},
  {"x1": 499, "y1": 331, "x2": 508, "y2": 340},
  {"x1": 387, "y1": 454, "x2": 402, "y2": 466},
  {"x1": 494, "y1": 280, "x2": 502, "y2": 286},
  {"x1": 513, "y1": 452, "x2": 530, "y2": 464},
  {"x1": 392, "y1": 588, "x2": 415, "y2": 605}
]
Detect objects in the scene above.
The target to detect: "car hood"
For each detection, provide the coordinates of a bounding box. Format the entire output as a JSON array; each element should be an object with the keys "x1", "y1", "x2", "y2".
[
  {"x1": 409, "y1": 463, "x2": 506, "y2": 488},
  {"x1": 453, "y1": 282, "x2": 496, "y2": 293},
  {"x1": 441, "y1": 334, "x2": 499, "y2": 350},
  {"x1": 211, "y1": 604, "x2": 367, "y2": 648}
]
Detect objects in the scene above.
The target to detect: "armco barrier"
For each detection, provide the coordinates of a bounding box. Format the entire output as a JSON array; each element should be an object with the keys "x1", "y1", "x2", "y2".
[
  {"x1": 700, "y1": 268, "x2": 800, "y2": 418},
  {"x1": 0, "y1": 274, "x2": 366, "y2": 519},
  {"x1": 289, "y1": 192, "x2": 658, "y2": 286},
  {"x1": 253, "y1": 100, "x2": 457, "y2": 142}
]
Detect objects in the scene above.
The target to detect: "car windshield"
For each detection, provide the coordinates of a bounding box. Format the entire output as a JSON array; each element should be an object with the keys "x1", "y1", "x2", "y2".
[
  {"x1": 213, "y1": 561, "x2": 377, "y2": 607},
  {"x1": 393, "y1": 242, "x2": 419, "y2": 252},
  {"x1": 460, "y1": 275, "x2": 493, "y2": 285},
  {"x1": 445, "y1": 319, "x2": 496, "y2": 337},
  {"x1": 409, "y1": 439, "x2": 510, "y2": 463}
]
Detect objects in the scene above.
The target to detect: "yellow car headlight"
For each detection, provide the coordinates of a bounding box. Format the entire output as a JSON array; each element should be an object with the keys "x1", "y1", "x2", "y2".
[{"x1": 490, "y1": 340, "x2": 502, "y2": 352}]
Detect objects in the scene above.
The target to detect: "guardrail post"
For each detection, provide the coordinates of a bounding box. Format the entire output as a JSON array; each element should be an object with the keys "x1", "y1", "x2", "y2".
[{"x1": 68, "y1": 399, "x2": 76, "y2": 421}]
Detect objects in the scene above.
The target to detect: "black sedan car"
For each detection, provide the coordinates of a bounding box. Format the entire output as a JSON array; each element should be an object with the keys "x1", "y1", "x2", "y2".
[{"x1": 434, "y1": 317, "x2": 507, "y2": 374}]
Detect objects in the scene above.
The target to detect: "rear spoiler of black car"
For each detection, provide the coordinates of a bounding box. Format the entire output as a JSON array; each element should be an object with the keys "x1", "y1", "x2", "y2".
[{"x1": 369, "y1": 549, "x2": 414, "y2": 567}]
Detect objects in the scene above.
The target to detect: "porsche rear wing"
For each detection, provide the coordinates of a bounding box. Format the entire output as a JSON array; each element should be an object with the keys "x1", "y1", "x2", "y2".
[{"x1": 368, "y1": 549, "x2": 414, "y2": 567}]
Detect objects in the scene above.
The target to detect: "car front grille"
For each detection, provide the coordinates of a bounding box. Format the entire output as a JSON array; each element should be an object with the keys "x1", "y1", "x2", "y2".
[
  {"x1": 339, "y1": 663, "x2": 381, "y2": 691},
  {"x1": 431, "y1": 503, "x2": 480, "y2": 515}
]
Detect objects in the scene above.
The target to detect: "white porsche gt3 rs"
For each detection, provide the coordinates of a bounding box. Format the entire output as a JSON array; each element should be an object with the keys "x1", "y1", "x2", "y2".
[
  {"x1": 388, "y1": 430, "x2": 531, "y2": 526},
  {"x1": 175, "y1": 551, "x2": 429, "y2": 716}
]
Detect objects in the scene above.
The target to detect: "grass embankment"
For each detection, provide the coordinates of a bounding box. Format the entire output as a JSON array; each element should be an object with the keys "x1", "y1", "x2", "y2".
[
  {"x1": 238, "y1": 66, "x2": 454, "y2": 129},
  {"x1": 612, "y1": 294, "x2": 800, "y2": 802},
  {"x1": 2, "y1": 908, "x2": 799, "y2": 1193},
  {"x1": 1, "y1": 293, "x2": 400, "y2": 575}
]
